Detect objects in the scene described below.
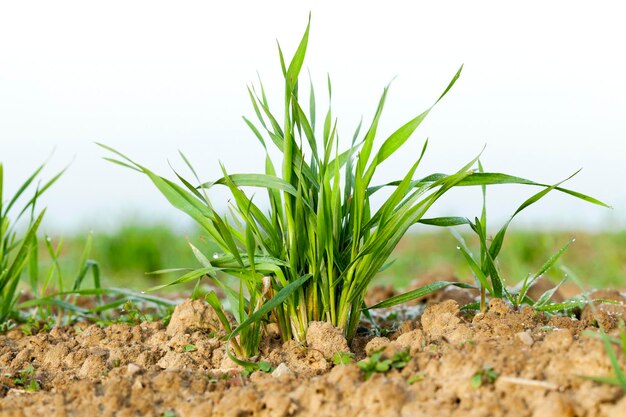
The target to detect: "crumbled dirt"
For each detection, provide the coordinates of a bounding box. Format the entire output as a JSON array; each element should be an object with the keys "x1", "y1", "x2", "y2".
[
  {"x1": 1, "y1": 288, "x2": 625, "y2": 417},
  {"x1": 165, "y1": 299, "x2": 226, "y2": 337}
]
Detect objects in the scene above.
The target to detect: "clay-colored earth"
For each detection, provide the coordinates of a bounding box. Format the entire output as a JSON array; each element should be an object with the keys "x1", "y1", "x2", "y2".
[{"x1": 1, "y1": 286, "x2": 625, "y2": 417}]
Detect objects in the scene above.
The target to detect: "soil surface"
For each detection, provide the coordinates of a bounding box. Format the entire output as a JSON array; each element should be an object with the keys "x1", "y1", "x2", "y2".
[{"x1": 1, "y1": 284, "x2": 626, "y2": 417}]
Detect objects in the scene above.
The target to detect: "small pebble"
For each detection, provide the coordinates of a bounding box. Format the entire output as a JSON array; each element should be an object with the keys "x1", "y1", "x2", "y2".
[
  {"x1": 127, "y1": 363, "x2": 142, "y2": 376},
  {"x1": 515, "y1": 331, "x2": 534, "y2": 346},
  {"x1": 271, "y1": 362, "x2": 292, "y2": 378}
]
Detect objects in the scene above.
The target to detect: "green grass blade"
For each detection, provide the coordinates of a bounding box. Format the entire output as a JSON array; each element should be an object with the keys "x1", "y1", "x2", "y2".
[
  {"x1": 456, "y1": 172, "x2": 610, "y2": 208},
  {"x1": 418, "y1": 217, "x2": 471, "y2": 227},
  {"x1": 489, "y1": 174, "x2": 578, "y2": 260},
  {"x1": 534, "y1": 239, "x2": 573, "y2": 278},
  {"x1": 2, "y1": 163, "x2": 44, "y2": 216},
  {"x1": 15, "y1": 165, "x2": 68, "y2": 221},
  {"x1": 365, "y1": 281, "x2": 474, "y2": 310},
  {"x1": 286, "y1": 16, "x2": 310, "y2": 90},
  {"x1": 533, "y1": 277, "x2": 568, "y2": 307},
  {"x1": 458, "y1": 242, "x2": 494, "y2": 295},
  {"x1": 309, "y1": 70, "x2": 316, "y2": 131},
  {"x1": 202, "y1": 174, "x2": 298, "y2": 196},
  {"x1": 534, "y1": 299, "x2": 589, "y2": 312},
  {"x1": 0, "y1": 163, "x2": 3, "y2": 215},
  {"x1": 206, "y1": 291, "x2": 233, "y2": 333},
  {"x1": 148, "y1": 267, "x2": 218, "y2": 292}
]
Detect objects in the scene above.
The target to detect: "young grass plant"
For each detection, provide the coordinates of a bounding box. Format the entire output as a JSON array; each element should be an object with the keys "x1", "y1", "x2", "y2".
[
  {"x1": 0, "y1": 162, "x2": 64, "y2": 325},
  {"x1": 449, "y1": 162, "x2": 607, "y2": 312},
  {"x1": 100, "y1": 18, "x2": 608, "y2": 361}
]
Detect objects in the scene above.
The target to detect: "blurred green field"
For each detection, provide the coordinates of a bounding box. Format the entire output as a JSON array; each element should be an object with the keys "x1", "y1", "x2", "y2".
[
  {"x1": 45, "y1": 223, "x2": 626, "y2": 292},
  {"x1": 380, "y1": 230, "x2": 626, "y2": 290}
]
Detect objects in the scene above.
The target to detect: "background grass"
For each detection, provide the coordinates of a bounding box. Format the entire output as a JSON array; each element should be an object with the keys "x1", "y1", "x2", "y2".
[
  {"x1": 44, "y1": 222, "x2": 626, "y2": 292},
  {"x1": 40, "y1": 223, "x2": 218, "y2": 291},
  {"x1": 381, "y1": 230, "x2": 626, "y2": 290}
]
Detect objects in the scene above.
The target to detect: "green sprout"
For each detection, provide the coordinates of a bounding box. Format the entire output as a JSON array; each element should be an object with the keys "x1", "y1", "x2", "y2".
[
  {"x1": 10, "y1": 364, "x2": 41, "y2": 392},
  {"x1": 471, "y1": 366, "x2": 498, "y2": 388},
  {"x1": 358, "y1": 350, "x2": 411, "y2": 380},
  {"x1": 407, "y1": 372, "x2": 425, "y2": 385},
  {"x1": 332, "y1": 351, "x2": 354, "y2": 365},
  {"x1": 242, "y1": 360, "x2": 273, "y2": 377}
]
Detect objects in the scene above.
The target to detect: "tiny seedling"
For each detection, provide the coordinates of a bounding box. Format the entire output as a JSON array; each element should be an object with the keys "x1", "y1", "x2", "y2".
[
  {"x1": 332, "y1": 351, "x2": 354, "y2": 365},
  {"x1": 358, "y1": 349, "x2": 410, "y2": 380},
  {"x1": 450, "y1": 162, "x2": 606, "y2": 312},
  {"x1": 21, "y1": 316, "x2": 54, "y2": 336},
  {"x1": 470, "y1": 366, "x2": 498, "y2": 388},
  {"x1": 10, "y1": 365, "x2": 41, "y2": 392},
  {"x1": 407, "y1": 372, "x2": 425, "y2": 385},
  {"x1": 242, "y1": 360, "x2": 274, "y2": 377},
  {"x1": 184, "y1": 344, "x2": 197, "y2": 352}
]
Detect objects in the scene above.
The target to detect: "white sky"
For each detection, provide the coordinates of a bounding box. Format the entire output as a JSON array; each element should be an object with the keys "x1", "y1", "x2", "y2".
[{"x1": 1, "y1": 1, "x2": 625, "y2": 233}]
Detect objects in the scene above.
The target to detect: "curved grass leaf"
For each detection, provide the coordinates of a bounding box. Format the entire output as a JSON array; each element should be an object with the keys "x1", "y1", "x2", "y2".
[
  {"x1": 365, "y1": 281, "x2": 475, "y2": 310},
  {"x1": 148, "y1": 267, "x2": 219, "y2": 292},
  {"x1": 533, "y1": 299, "x2": 589, "y2": 312},
  {"x1": 200, "y1": 174, "x2": 298, "y2": 197},
  {"x1": 98, "y1": 19, "x2": 608, "y2": 360},
  {"x1": 533, "y1": 277, "x2": 568, "y2": 308},
  {"x1": 286, "y1": 16, "x2": 310, "y2": 90},
  {"x1": 518, "y1": 239, "x2": 574, "y2": 304},
  {"x1": 228, "y1": 273, "x2": 312, "y2": 340}
]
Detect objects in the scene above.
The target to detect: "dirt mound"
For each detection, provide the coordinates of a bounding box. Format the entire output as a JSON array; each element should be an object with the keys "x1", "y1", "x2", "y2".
[{"x1": 1, "y1": 292, "x2": 625, "y2": 416}]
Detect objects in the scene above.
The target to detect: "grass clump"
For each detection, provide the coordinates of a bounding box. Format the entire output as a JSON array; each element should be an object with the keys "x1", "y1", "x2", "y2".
[
  {"x1": 101, "y1": 18, "x2": 608, "y2": 362},
  {"x1": 0, "y1": 161, "x2": 176, "y2": 330}
]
